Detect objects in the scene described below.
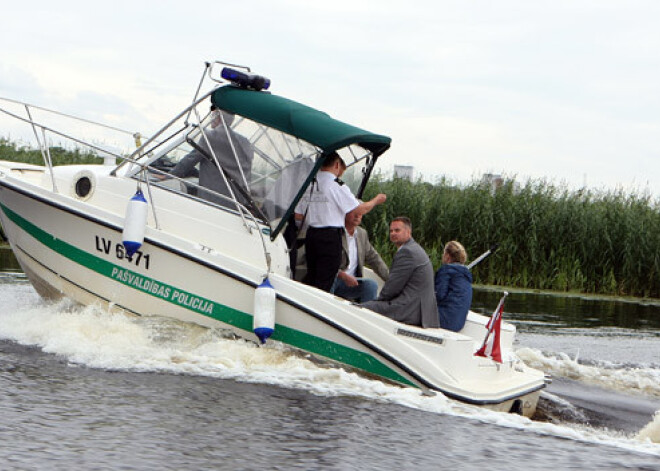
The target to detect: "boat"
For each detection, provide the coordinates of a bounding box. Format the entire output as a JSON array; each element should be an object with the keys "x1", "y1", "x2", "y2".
[{"x1": 0, "y1": 60, "x2": 547, "y2": 416}]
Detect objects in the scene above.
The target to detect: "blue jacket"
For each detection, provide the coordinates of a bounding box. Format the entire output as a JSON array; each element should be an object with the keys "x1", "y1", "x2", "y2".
[{"x1": 435, "y1": 263, "x2": 473, "y2": 332}]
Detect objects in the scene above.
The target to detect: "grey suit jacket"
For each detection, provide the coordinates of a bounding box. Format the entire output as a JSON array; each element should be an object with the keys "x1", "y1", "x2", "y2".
[
  {"x1": 170, "y1": 126, "x2": 253, "y2": 207},
  {"x1": 361, "y1": 238, "x2": 439, "y2": 328},
  {"x1": 339, "y1": 226, "x2": 390, "y2": 282}
]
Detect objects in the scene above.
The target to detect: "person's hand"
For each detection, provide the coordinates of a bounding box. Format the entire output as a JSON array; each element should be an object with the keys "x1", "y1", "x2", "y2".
[
  {"x1": 152, "y1": 173, "x2": 169, "y2": 181},
  {"x1": 374, "y1": 193, "x2": 387, "y2": 205},
  {"x1": 338, "y1": 271, "x2": 359, "y2": 287}
]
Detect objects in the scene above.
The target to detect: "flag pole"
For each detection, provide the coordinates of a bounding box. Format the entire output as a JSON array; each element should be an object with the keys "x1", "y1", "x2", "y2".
[
  {"x1": 475, "y1": 291, "x2": 508, "y2": 363},
  {"x1": 466, "y1": 243, "x2": 499, "y2": 270},
  {"x1": 478, "y1": 291, "x2": 506, "y2": 345}
]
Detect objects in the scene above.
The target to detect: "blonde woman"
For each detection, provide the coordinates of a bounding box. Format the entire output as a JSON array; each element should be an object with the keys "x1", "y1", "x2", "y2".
[{"x1": 435, "y1": 241, "x2": 473, "y2": 332}]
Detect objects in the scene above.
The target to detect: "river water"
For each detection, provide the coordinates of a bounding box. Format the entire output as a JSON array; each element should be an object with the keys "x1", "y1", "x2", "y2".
[{"x1": 1, "y1": 248, "x2": 660, "y2": 469}]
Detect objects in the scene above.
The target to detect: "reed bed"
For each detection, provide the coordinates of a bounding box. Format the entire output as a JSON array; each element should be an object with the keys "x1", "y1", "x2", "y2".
[
  {"x1": 0, "y1": 138, "x2": 102, "y2": 166},
  {"x1": 362, "y1": 176, "x2": 660, "y2": 298}
]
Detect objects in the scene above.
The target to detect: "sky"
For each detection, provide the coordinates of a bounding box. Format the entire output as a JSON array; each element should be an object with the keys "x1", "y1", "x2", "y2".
[{"x1": 1, "y1": 1, "x2": 659, "y2": 196}]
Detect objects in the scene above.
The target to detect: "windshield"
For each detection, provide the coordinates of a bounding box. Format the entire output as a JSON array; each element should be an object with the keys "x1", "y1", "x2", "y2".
[{"x1": 137, "y1": 103, "x2": 375, "y2": 236}]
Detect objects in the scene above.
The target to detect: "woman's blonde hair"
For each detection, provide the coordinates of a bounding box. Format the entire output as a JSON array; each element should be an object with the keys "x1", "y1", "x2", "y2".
[{"x1": 444, "y1": 240, "x2": 467, "y2": 264}]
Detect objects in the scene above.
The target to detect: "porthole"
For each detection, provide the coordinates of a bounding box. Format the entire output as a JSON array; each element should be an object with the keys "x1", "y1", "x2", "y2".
[
  {"x1": 71, "y1": 170, "x2": 96, "y2": 201},
  {"x1": 75, "y1": 176, "x2": 92, "y2": 198}
]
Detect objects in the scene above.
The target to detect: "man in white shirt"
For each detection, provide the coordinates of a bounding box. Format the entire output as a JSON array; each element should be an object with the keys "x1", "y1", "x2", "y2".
[
  {"x1": 332, "y1": 211, "x2": 389, "y2": 302},
  {"x1": 296, "y1": 152, "x2": 386, "y2": 292}
]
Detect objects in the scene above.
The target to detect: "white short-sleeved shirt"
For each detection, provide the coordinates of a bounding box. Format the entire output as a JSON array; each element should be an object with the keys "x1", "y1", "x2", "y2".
[{"x1": 296, "y1": 170, "x2": 359, "y2": 228}]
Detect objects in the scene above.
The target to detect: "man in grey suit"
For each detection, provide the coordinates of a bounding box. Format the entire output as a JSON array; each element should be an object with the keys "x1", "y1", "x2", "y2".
[
  {"x1": 331, "y1": 211, "x2": 389, "y2": 302},
  {"x1": 168, "y1": 107, "x2": 253, "y2": 209},
  {"x1": 361, "y1": 217, "x2": 439, "y2": 328}
]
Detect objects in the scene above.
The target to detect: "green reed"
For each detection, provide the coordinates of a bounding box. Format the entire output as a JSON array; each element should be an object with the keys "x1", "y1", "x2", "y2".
[
  {"x1": 362, "y1": 175, "x2": 660, "y2": 298},
  {"x1": 0, "y1": 138, "x2": 102, "y2": 166}
]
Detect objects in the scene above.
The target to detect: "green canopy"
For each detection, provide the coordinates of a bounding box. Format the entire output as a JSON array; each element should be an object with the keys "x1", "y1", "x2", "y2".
[{"x1": 211, "y1": 86, "x2": 391, "y2": 156}]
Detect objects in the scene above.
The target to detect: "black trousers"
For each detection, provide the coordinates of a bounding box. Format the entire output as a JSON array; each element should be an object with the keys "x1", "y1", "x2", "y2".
[{"x1": 304, "y1": 226, "x2": 343, "y2": 292}]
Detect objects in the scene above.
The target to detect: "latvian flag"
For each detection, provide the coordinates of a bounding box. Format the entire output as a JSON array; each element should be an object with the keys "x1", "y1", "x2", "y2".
[{"x1": 474, "y1": 291, "x2": 508, "y2": 363}]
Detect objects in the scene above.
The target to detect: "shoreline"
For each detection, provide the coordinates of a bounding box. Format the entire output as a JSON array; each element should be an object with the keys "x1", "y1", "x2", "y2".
[{"x1": 475, "y1": 284, "x2": 660, "y2": 306}]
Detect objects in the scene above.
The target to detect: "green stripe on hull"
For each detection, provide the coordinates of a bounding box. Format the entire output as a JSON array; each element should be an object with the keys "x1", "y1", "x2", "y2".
[{"x1": 0, "y1": 201, "x2": 414, "y2": 386}]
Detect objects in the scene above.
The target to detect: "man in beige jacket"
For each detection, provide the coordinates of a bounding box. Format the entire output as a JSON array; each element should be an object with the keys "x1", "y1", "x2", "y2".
[{"x1": 331, "y1": 211, "x2": 389, "y2": 302}]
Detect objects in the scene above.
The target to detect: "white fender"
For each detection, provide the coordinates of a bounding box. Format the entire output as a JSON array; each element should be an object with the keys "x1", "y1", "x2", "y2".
[
  {"x1": 253, "y1": 277, "x2": 276, "y2": 344},
  {"x1": 122, "y1": 189, "x2": 148, "y2": 257}
]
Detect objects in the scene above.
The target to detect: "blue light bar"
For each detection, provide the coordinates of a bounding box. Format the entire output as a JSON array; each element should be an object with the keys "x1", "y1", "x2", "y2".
[{"x1": 221, "y1": 67, "x2": 271, "y2": 91}]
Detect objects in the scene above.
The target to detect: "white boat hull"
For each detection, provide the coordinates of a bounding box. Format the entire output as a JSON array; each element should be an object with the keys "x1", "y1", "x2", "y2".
[{"x1": 0, "y1": 162, "x2": 546, "y2": 417}]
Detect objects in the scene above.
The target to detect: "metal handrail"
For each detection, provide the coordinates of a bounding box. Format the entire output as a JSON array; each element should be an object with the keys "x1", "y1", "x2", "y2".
[
  {"x1": 0, "y1": 96, "x2": 139, "y2": 137},
  {"x1": 190, "y1": 105, "x2": 251, "y2": 232},
  {"x1": 145, "y1": 166, "x2": 272, "y2": 274},
  {"x1": 0, "y1": 95, "x2": 273, "y2": 275},
  {"x1": 111, "y1": 89, "x2": 215, "y2": 176},
  {"x1": 0, "y1": 105, "x2": 128, "y2": 161}
]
